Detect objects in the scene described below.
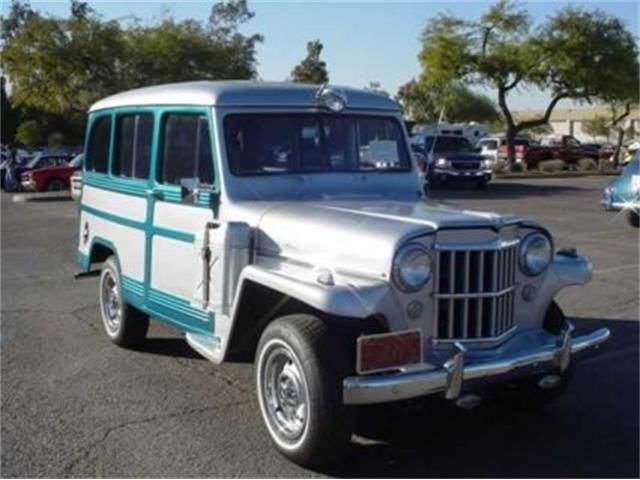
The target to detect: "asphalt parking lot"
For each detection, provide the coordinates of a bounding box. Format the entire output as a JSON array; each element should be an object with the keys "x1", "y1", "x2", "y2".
[{"x1": 1, "y1": 175, "x2": 638, "y2": 478}]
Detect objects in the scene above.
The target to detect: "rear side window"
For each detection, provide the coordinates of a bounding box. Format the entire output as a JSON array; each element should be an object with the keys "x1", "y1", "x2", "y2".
[
  {"x1": 159, "y1": 114, "x2": 213, "y2": 185},
  {"x1": 86, "y1": 116, "x2": 111, "y2": 173},
  {"x1": 113, "y1": 114, "x2": 153, "y2": 179}
]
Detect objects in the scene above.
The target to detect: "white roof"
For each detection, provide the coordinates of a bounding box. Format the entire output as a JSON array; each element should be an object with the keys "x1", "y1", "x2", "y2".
[{"x1": 89, "y1": 81, "x2": 399, "y2": 112}]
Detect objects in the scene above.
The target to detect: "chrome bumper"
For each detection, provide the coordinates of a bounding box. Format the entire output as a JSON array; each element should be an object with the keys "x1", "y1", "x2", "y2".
[
  {"x1": 343, "y1": 323, "x2": 610, "y2": 405},
  {"x1": 21, "y1": 180, "x2": 36, "y2": 191}
]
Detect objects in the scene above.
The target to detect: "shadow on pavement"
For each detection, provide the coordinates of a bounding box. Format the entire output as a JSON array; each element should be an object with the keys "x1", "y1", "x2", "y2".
[
  {"x1": 131, "y1": 337, "x2": 203, "y2": 360},
  {"x1": 326, "y1": 317, "x2": 639, "y2": 478}
]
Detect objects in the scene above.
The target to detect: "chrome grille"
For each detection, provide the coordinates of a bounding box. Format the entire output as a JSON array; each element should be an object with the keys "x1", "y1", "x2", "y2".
[{"x1": 433, "y1": 241, "x2": 519, "y2": 341}]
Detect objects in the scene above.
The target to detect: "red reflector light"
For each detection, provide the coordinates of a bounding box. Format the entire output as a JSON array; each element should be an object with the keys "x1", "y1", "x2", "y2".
[{"x1": 357, "y1": 330, "x2": 422, "y2": 374}]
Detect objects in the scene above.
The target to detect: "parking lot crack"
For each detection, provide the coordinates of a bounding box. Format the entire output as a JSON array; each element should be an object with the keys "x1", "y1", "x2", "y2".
[{"x1": 61, "y1": 399, "x2": 253, "y2": 475}]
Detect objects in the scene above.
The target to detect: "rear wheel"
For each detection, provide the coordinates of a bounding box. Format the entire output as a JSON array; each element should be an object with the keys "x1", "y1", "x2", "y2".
[
  {"x1": 99, "y1": 256, "x2": 149, "y2": 347},
  {"x1": 46, "y1": 178, "x2": 65, "y2": 191},
  {"x1": 255, "y1": 314, "x2": 353, "y2": 468},
  {"x1": 627, "y1": 210, "x2": 639, "y2": 228}
]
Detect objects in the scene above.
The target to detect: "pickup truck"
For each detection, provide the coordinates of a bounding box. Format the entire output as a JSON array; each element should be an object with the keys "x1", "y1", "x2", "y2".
[{"x1": 499, "y1": 135, "x2": 608, "y2": 170}]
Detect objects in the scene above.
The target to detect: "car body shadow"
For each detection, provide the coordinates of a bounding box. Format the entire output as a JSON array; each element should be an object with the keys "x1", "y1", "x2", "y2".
[
  {"x1": 326, "y1": 317, "x2": 639, "y2": 478},
  {"x1": 130, "y1": 337, "x2": 204, "y2": 360}
]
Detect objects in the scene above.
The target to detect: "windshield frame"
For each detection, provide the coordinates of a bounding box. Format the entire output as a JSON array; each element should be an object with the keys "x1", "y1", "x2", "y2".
[{"x1": 223, "y1": 112, "x2": 412, "y2": 177}]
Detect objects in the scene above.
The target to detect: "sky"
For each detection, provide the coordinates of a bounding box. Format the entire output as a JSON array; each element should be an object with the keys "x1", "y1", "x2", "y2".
[{"x1": 3, "y1": 0, "x2": 639, "y2": 110}]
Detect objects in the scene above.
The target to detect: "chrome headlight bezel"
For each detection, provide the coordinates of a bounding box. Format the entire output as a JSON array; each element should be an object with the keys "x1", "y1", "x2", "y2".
[
  {"x1": 519, "y1": 232, "x2": 553, "y2": 276},
  {"x1": 392, "y1": 243, "x2": 433, "y2": 292}
]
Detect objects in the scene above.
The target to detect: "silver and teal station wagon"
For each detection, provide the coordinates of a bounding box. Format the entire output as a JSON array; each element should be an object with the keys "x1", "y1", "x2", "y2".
[
  {"x1": 76, "y1": 81, "x2": 610, "y2": 467},
  {"x1": 601, "y1": 152, "x2": 640, "y2": 228}
]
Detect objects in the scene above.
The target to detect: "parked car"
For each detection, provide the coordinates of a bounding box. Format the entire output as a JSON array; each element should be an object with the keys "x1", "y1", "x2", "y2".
[
  {"x1": 70, "y1": 169, "x2": 83, "y2": 200},
  {"x1": 413, "y1": 134, "x2": 492, "y2": 188},
  {"x1": 601, "y1": 152, "x2": 640, "y2": 227},
  {"x1": 1, "y1": 152, "x2": 75, "y2": 191},
  {"x1": 76, "y1": 82, "x2": 609, "y2": 468},
  {"x1": 499, "y1": 135, "x2": 606, "y2": 170},
  {"x1": 21, "y1": 154, "x2": 83, "y2": 192},
  {"x1": 475, "y1": 136, "x2": 501, "y2": 166}
]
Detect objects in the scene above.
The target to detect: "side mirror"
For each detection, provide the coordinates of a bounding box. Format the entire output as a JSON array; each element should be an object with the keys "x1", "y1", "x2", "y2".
[
  {"x1": 180, "y1": 177, "x2": 201, "y2": 204},
  {"x1": 474, "y1": 147, "x2": 482, "y2": 153}
]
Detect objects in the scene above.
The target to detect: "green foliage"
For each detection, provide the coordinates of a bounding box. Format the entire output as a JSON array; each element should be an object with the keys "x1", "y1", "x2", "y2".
[
  {"x1": 47, "y1": 131, "x2": 65, "y2": 146},
  {"x1": 291, "y1": 40, "x2": 329, "y2": 84},
  {"x1": 395, "y1": 79, "x2": 498, "y2": 124},
  {"x1": 0, "y1": 0, "x2": 262, "y2": 121},
  {"x1": 417, "y1": 0, "x2": 639, "y2": 165},
  {"x1": 582, "y1": 116, "x2": 610, "y2": 139},
  {"x1": 15, "y1": 119, "x2": 43, "y2": 147},
  {"x1": 538, "y1": 159, "x2": 565, "y2": 173},
  {"x1": 577, "y1": 157, "x2": 598, "y2": 171}
]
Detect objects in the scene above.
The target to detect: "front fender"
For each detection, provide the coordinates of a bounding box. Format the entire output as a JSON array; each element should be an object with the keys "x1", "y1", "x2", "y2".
[
  {"x1": 233, "y1": 264, "x2": 392, "y2": 319},
  {"x1": 524, "y1": 251, "x2": 592, "y2": 329}
]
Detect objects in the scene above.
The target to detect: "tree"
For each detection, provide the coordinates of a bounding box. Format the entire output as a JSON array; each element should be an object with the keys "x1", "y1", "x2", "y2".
[
  {"x1": 15, "y1": 119, "x2": 43, "y2": 147},
  {"x1": 291, "y1": 40, "x2": 329, "y2": 84},
  {"x1": 395, "y1": 79, "x2": 498, "y2": 124},
  {"x1": 582, "y1": 116, "x2": 610, "y2": 141},
  {"x1": 1, "y1": 77, "x2": 21, "y2": 144},
  {"x1": 418, "y1": 0, "x2": 639, "y2": 168},
  {"x1": 526, "y1": 123, "x2": 553, "y2": 138},
  {"x1": 1, "y1": 0, "x2": 262, "y2": 121}
]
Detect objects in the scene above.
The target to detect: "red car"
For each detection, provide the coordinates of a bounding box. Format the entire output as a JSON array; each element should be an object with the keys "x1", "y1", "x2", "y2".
[{"x1": 21, "y1": 154, "x2": 83, "y2": 192}]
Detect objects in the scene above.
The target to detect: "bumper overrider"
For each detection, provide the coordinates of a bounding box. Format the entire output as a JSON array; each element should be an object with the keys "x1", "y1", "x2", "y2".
[
  {"x1": 343, "y1": 252, "x2": 611, "y2": 405},
  {"x1": 343, "y1": 322, "x2": 609, "y2": 405}
]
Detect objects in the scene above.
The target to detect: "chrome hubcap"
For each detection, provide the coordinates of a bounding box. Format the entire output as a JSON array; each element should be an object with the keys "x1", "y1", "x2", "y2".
[
  {"x1": 101, "y1": 272, "x2": 121, "y2": 335},
  {"x1": 261, "y1": 343, "x2": 308, "y2": 443}
]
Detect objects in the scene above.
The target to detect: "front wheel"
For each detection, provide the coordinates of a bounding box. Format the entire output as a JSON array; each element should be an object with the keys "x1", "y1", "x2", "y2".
[
  {"x1": 99, "y1": 256, "x2": 149, "y2": 347},
  {"x1": 46, "y1": 178, "x2": 65, "y2": 191},
  {"x1": 255, "y1": 314, "x2": 353, "y2": 468},
  {"x1": 627, "y1": 210, "x2": 639, "y2": 228}
]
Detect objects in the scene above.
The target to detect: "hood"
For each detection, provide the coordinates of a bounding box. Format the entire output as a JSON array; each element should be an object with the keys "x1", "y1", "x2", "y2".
[
  {"x1": 435, "y1": 152, "x2": 485, "y2": 162},
  {"x1": 254, "y1": 199, "x2": 521, "y2": 279}
]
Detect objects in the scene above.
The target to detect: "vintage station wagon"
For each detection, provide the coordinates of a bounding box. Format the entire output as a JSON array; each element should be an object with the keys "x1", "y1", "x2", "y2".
[{"x1": 76, "y1": 81, "x2": 610, "y2": 467}]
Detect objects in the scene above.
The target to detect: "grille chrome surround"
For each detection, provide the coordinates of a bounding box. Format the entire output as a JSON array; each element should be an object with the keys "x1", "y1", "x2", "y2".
[{"x1": 432, "y1": 239, "x2": 519, "y2": 342}]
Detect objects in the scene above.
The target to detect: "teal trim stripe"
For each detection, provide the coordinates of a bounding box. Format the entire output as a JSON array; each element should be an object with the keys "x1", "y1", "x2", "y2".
[
  {"x1": 77, "y1": 251, "x2": 90, "y2": 272},
  {"x1": 83, "y1": 173, "x2": 147, "y2": 197},
  {"x1": 121, "y1": 276, "x2": 145, "y2": 306},
  {"x1": 148, "y1": 289, "x2": 210, "y2": 323},
  {"x1": 81, "y1": 203, "x2": 194, "y2": 243},
  {"x1": 81, "y1": 204, "x2": 145, "y2": 230}
]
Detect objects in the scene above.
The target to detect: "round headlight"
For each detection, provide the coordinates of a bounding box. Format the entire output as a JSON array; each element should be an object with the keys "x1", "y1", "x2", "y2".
[
  {"x1": 393, "y1": 244, "x2": 433, "y2": 292},
  {"x1": 519, "y1": 232, "x2": 553, "y2": 276},
  {"x1": 436, "y1": 158, "x2": 449, "y2": 168}
]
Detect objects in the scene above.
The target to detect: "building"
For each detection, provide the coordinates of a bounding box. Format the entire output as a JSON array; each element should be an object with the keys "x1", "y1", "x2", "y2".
[{"x1": 514, "y1": 105, "x2": 639, "y2": 143}]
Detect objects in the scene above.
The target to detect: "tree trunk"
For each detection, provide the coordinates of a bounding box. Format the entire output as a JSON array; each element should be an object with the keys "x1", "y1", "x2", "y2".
[
  {"x1": 613, "y1": 127, "x2": 625, "y2": 167},
  {"x1": 505, "y1": 124, "x2": 517, "y2": 171}
]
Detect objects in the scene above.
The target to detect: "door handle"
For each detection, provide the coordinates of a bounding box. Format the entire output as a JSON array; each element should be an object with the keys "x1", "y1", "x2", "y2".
[{"x1": 145, "y1": 188, "x2": 164, "y2": 200}]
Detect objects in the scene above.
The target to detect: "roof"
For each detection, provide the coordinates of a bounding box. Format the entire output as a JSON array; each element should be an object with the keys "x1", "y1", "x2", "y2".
[{"x1": 89, "y1": 81, "x2": 400, "y2": 112}]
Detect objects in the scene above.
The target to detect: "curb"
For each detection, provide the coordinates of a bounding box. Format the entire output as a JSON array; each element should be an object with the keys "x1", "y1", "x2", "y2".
[
  {"x1": 495, "y1": 172, "x2": 619, "y2": 180},
  {"x1": 11, "y1": 191, "x2": 71, "y2": 202}
]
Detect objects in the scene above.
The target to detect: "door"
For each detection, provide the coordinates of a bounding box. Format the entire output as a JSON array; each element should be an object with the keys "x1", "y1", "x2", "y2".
[{"x1": 146, "y1": 109, "x2": 218, "y2": 335}]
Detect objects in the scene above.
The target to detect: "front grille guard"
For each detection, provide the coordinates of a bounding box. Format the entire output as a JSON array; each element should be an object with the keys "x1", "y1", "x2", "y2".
[{"x1": 432, "y1": 238, "x2": 520, "y2": 343}]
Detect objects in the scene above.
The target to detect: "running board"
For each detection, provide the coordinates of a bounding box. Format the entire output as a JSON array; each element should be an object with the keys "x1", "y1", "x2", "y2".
[{"x1": 185, "y1": 333, "x2": 223, "y2": 364}]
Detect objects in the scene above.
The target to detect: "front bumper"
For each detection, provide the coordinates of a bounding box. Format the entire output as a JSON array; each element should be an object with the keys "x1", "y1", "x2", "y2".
[
  {"x1": 434, "y1": 169, "x2": 492, "y2": 180},
  {"x1": 21, "y1": 179, "x2": 36, "y2": 191},
  {"x1": 343, "y1": 322, "x2": 610, "y2": 405}
]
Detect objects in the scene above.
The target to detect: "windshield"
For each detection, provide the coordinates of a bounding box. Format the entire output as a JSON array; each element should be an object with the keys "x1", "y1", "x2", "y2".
[
  {"x1": 224, "y1": 114, "x2": 410, "y2": 175},
  {"x1": 69, "y1": 154, "x2": 84, "y2": 167},
  {"x1": 26, "y1": 154, "x2": 43, "y2": 169},
  {"x1": 424, "y1": 136, "x2": 473, "y2": 153}
]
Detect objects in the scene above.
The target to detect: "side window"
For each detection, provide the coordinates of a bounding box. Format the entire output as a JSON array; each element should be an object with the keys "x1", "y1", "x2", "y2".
[
  {"x1": 113, "y1": 114, "x2": 153, "y2": 179},
  {"x1": 86, "y1": 116, "x2": 111, "y2": 173},
  {"x1": 159, "y1": 114, "x2": 213, "y2": 185}
]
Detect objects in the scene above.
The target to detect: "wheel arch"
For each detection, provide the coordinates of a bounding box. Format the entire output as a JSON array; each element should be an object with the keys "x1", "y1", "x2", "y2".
[{"x1": 223, "y1": 272, "x2": 389, "y2": 362}]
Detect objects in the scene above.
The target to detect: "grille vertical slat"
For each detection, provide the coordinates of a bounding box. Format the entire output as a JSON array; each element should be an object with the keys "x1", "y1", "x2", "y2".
[{"x1": 434, "y1": 239, "x2": 519, "y2": 342}]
